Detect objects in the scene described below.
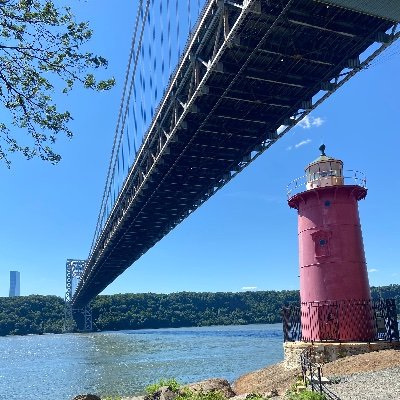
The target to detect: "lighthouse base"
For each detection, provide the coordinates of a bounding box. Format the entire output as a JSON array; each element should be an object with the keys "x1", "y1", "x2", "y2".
[
  {"x1": 283, "y1": 341, "x2": 400, "y2": 370},
  {"x1": 300, "y1": 300, "x2": 376, "y2": 342},
  {"x1": 283, "y1": 299, "x2": 399, "y2": 343}
]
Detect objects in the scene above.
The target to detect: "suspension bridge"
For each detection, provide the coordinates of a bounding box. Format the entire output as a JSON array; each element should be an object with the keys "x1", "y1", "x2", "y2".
[{"x1": 64, "y1": 0, "x2": 400, "y2": 329}]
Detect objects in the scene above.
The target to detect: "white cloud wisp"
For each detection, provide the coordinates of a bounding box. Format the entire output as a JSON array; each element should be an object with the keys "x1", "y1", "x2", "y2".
[
  {"x1": 287, "y1": 138, "x2": 312, "y2": 151},
  {"x1": 298, "y1": 115, "x2": 325, "y2": 129}
]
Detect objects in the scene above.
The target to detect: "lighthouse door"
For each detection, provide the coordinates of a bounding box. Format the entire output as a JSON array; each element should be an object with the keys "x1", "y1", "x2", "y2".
[{"x1": 318, "y1": 303, "x2": 339, "y2": 340}]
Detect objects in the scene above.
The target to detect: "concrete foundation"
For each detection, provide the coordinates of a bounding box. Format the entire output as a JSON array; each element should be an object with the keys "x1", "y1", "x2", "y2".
[{"x1": 283, "y1": 341, "x2": 400, "y2": 370}]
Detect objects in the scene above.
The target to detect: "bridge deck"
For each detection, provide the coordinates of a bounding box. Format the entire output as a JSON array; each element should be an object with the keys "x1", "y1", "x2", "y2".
[{"x1": 72, "y1": 0, "x2": 398, "y2": 307}]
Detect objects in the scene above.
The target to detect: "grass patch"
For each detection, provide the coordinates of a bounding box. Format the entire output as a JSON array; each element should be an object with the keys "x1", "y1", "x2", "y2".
[
  {"x1": 286, "y1": 390, "x2": 326, "y2": 400},
  {"x1": 146, "y1": 379, "x2": 181, "y2": 395},
  {"x1": 177, "y1": 390, "x2": 226, "y2": 400}
]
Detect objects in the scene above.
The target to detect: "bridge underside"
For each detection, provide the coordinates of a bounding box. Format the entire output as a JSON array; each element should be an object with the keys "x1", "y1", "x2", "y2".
[{"x1": 72, "y1": 0, "x2": 398, "y2": 307}]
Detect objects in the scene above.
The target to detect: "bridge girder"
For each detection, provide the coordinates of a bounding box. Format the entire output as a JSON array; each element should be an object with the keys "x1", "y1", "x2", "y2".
[{"x1": 72, "y1": 0, "x2": 399, "y2": 307}]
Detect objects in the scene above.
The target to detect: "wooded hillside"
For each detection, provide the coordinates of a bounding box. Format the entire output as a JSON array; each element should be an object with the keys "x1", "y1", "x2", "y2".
[{"x1": 0, "y1": 285, "x2": 398, "y2": 335}]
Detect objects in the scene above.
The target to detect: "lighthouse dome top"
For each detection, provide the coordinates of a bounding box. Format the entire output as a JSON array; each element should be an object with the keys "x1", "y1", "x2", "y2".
[
  {"x1": 306, "y1": 144, "x2": 343, "y2": 168},
  {"x1": 305, "y1": 145, "x2": 344, "y2": 190},
  {"x1": 307, "y1": 153, "x2": 343, "y2": 167}
]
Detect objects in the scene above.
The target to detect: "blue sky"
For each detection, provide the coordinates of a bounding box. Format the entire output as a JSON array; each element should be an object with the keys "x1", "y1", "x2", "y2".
[{"x1": 0, "y1": 1, "x2": 399, "y2": 298}]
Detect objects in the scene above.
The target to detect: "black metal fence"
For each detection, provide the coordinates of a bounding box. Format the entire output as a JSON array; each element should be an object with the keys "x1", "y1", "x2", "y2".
[
  {"x1": 283, "y1": 299, "x2": 399, "y2": 342},
  {"x1": 300, "y1": 347, "x2": 342, "y2": 400},
  {"x1": 283, "y1": 300, "x2": 302, "y2": 342}
]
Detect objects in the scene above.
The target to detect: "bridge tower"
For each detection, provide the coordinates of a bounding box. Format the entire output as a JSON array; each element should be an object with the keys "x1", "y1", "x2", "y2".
[
  {"x1": 287, "y1": 145, "x2": 375, "y2": 341},
  {"x1": 63, "y1": 259, "x2": 92, "y2": 332}
]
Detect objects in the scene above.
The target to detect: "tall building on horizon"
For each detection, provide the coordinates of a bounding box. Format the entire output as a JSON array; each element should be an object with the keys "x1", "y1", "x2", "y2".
[{"x1": 9, "y1": 271, "x2": 20, "y2": 297}]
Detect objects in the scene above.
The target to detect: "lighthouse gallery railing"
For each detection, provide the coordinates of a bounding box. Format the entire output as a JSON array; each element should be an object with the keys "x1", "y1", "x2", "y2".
[{"x1": 287, "y1": 169, "x2": 367, "y2": 199}]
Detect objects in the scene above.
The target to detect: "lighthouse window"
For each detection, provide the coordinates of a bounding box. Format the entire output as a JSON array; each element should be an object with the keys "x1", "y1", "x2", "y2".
[
  {"x1": 324, "y1": 200, "x2": 331, "y2": 207},
  {"x1": 312, "y1": 230, "x2": 331, "y2": 257}
]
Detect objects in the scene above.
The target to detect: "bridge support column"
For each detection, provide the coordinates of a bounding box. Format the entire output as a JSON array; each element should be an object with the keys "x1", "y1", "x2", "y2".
[
  {"x1": 63, "y1": 259, "x2": 92, "y2": 332},
  {"x1": 83, "y1": 303, "x2": 93, "y2": 331},
  {"x1": 63, "y1": 303, "x2": 93, "y2": 333},
  {"x1": 63, "y1": 299, "x2": 74, "y2": 333}
]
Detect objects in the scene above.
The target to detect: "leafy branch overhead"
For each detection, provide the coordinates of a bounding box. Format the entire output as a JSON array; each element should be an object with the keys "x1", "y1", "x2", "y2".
[{"x1": 0, "y1": 0, "x2": 115, "y2": 166}]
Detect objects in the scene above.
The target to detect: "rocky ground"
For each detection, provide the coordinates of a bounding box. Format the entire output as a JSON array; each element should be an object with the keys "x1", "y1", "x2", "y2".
[
  {"x1": 234, "y1": 349, "x2": 400, "y2": 399},
  {"x1": 73, "y1": 349, "x2": 400, "y2": 400},
  {"x1": 233, "y1": 362, "x2": 298, "y2": 397},
  {"x1": 323, "y1": 349, "x2": 400, "y2": 376}
]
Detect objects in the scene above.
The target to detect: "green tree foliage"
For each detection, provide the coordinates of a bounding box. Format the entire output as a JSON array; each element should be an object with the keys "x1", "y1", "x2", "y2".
[
  {"x1": 371, "y1": 284, "x2": 400, "y2": 303},
  {"x1": 0, "y1": 0, "x2": 115, "y2": 166},
  {"x1": 0, "y1": 285, "x2": 399, "y2": 336},
  {"x1": 90, "y1": 290, "x2": 300, "y2": 331},
  {"x1": 0, "y1": 295, "x2": 64, "y2": 335}
]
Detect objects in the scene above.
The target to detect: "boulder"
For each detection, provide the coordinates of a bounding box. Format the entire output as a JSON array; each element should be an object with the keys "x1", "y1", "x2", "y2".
[
  {"x1": 72, "y1": 395, "x2": 101, "y2": 400},
  {"x1": 144, "y1": 386, "x2": 178, "y2": 400},
  {"x1": 185, "y1": 378, "x2": 236, "y2": 398}
]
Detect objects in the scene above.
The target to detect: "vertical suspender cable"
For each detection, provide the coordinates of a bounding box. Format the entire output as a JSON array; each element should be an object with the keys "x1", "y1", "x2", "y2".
[
  {"x1": 167, "y1": 0, "x2": 171, "y2": 77},
  {"x1": 176, "y1": 0, "x2": 180, "y2": 57},
  {"x1": 188, "y1": 0, "x2": 191, "y2": 32},
  {"x1": 117, "y1": 2, "x2": 150, "y2": 166},
  {"x1": 160, "y1": 0, "x2": 165, "y2": 89},
  {"x1": 90, "y1": 0, "x2": 151, "y2": 256},
  {"x1": 105, "y1": 0, "x2": 151, "y2": 226},
  {"x1": 90, "y1": 0, "x2": 144, "y2": 254},
  {"x1": 127, "y1": 107, "x2": 131, "y2": 157}
]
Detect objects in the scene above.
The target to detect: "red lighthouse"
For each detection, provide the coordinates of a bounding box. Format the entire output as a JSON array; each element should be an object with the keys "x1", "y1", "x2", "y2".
[{"x1": 288, "y1": 145, "x2": 375, "y2": 342}]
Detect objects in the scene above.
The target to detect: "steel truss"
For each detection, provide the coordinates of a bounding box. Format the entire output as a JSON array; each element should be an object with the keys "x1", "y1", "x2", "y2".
[
  {"x1": 73, "y1": 0, "x2": 400, "y2": 307},
  {"x1": 64, "y1": 259, "x2": 92, "y2": 332}
]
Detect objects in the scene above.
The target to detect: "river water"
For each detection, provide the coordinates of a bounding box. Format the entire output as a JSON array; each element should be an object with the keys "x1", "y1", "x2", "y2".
[{"x1": 0, "y1": 324, "x2": 283, "y2": 400}]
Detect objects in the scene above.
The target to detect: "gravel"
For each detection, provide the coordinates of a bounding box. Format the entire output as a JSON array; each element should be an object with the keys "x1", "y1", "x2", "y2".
[{"x1": 324, "y1": 366, "x2": 400, "y2": 400}]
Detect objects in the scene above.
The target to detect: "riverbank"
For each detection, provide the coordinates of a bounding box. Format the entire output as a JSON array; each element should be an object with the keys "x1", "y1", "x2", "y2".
[{"x1": 116, "y1": 348, "x2": 400, "y2": 400}]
